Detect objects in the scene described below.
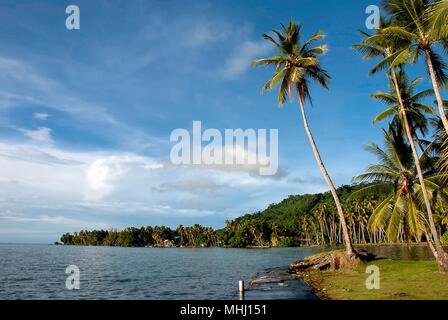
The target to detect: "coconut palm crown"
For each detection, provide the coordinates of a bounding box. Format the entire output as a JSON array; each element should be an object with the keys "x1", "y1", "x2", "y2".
[
  {"x1": 371, "y1": 68, "x2": 435, "y2": 149},
  {"x1": 251, "y1": 20, "x2": 330, "y2": 105}
]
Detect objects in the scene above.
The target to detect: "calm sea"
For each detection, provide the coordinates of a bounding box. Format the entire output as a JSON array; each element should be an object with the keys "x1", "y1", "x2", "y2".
[
  {"x1": 0, "y1": 244, "x2": 329, "y2": 300},
  {"x1": 0, "y1": 244, "x2": 436, "y2": 300}
]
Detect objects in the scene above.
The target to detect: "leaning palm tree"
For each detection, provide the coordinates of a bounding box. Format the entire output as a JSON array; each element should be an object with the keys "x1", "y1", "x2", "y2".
[
  {"x1": 380, "y1": 0, "x2": 448, "y2": 134},
  {"x1": 353, "y1": 128, "x2": 445, "y2": 243},
  {"x1": 251, "y1": 20, "x2": 356, "y2": 258},
  {"x1": 371, "y1": 68, "x2": 435, "y2": 151},
  {"x1": 353, "y1": 24, "x2": 448, "y2": 272}
]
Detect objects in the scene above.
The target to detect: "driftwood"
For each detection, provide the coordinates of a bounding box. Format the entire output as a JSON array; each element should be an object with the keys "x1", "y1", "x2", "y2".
[
  {"x1": 288, "y1": 250, "x2": 376, "y2": 274},
  {"x1": 288, "y1": 255, "x2": 335, "y2": 273}
]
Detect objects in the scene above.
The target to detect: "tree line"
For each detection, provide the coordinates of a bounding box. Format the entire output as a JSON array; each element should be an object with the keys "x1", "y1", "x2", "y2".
[
  {"x1": 63, "y1": 182, "x2": 445, "y2": 248},
  {"x1": 61, "y1": 224, "x2": 218, "y2": 247}
]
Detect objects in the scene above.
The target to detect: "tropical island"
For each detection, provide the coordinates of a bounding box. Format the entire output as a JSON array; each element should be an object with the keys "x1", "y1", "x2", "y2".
[
  {"x1": 60, "y1": 183, "x2": 398, "y2": 248},
  {"x1": 60, "y1": 0, "x2": 448, "y2": 299}
]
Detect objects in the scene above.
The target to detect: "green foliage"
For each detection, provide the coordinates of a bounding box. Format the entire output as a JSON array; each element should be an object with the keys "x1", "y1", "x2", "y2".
[
  {"x1": 251, "y1": 19, "x2": 330, "y2": 106},
  {"x1": 61, "y1": 224, "x2": 218, "y2": 247},
  {"x1": 273, "y1": 236, "x2": 295, "y2": 247},
  {"x1": 441, "y1": 232, "x2": 448, "y2": 246},
  {"x1": 61, "y1": 179, "x2": 447, "y2": 249},
  {"x1": 220, "y1": 183, "x2": 392, "y2": 247}
]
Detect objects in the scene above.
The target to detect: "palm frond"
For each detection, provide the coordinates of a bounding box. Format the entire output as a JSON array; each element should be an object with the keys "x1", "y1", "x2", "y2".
[
  {"x1": 251, "y1": 56, "x2": 284, "y2": 68},
  {"x1": 372, "y1": 107, "x2": 398, "y2": 124},
  {"x1": 262, "y1": 69, "x2": 287, "y2": 93}
]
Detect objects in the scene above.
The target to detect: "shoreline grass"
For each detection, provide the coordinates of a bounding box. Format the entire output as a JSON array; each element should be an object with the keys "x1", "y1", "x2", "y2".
[{"x1": 301, "y1": 253, "x2": 448, "y2": 300}]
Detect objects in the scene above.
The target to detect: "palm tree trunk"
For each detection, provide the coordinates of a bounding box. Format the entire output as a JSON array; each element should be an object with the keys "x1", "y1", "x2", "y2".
[
  {"x1": 425, "y1": 48, "x2": 448, "y2": 134},
  {"x1": 415, "y1": 136, "x2": 425, "y2": 154},
  {"x1": 422, "y1": 224, "x2": 439, "y2": 260},
  {"x1": 297, "y1": 94, "x2": 356, "y2": 257},
  {"x1": 391, "y1": 68, "x2": 448, "y2": 272}
]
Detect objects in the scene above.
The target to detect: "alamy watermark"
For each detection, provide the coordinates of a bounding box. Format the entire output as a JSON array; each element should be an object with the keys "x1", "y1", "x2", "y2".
[
  {"x1": 170, "y1": 121, "x2": 278, "y2": 176},
  {"x1": 66, "y1": 5, "x2": 80, "y2": 30},
  {"x1": 365, "y1": 5, "x2": 380, "y2": 30},
  {"x1": 365, "y1": 265, "x2": 380, "y2": 290},
  {"x1": 65, "y1": 265, "x2": 80, "y2": 290}
]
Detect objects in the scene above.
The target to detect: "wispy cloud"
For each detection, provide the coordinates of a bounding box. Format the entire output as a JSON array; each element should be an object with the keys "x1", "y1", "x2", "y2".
[
  {"x1": 0, "y1": 56, "x2": 119, "y2": 124},
  {"x1": 152, "y1": 179, "x2": 227, "y2": 196},
  {"x1": 0, "y1": 211, "x2": 109, "y2": 229},
  {"x1": 16, "y1": 126, "x2": 53, "y2": 143},
  {"x1": 0, "y1": 55, "x2": 168, "y2": 152},
  {"x1": 34, "y1": 113, "x2": 49, "y2": 121},
  {"x1": 183, "y1": 22, "x2": 230, "y2": 47},
  {"x1": 221, "y1": 40, "x2": 272, "y2": 79}
]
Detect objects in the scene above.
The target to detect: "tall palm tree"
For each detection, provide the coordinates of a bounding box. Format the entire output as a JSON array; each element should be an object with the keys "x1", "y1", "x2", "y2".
[
  {"x1": 251, "y1": 20, "x2": 356, "y2": 258},
  {"x1": 371, "y1": 69, "x2": 435, "y2": 151},
  {"x1": 354, "y1": 25, "x2": 448, "y2": 272},
  {"x1": 380, "y1": 0, "x2": 448, "y2": 134}
]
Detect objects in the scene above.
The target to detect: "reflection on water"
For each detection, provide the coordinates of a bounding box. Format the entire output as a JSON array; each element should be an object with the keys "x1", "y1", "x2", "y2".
[
  {"x1": 247, "y1": 267, "x2": 317, "y2": 300},
  {"x1": 357, "y1": 244, "x2": 439, "y2": 261}
]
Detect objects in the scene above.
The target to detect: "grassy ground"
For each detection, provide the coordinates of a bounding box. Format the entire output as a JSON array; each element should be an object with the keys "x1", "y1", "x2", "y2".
[{"x1": 305, "y1": 257, "x2": 448, "y2": 300}]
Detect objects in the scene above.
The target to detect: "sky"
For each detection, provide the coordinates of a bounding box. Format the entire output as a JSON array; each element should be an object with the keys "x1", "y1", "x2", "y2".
[{"x1": 0, "y1": 0, "x2": 439, "y2": 243}]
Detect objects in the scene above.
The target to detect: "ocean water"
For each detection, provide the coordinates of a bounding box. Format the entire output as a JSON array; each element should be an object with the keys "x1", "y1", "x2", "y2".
[
  {"x1": 0, "y1": 244, "x2": 327, "y2": 300},
  {"x1": 0, "y1": 244, "x2": 437, "y2": 300}
]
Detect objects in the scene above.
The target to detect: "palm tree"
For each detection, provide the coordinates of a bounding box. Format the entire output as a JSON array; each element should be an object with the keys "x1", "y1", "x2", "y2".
[
  {"x1": 177, "y1": 225, "x2": 185, "y2": 245},
  {"x1": 354, "y1": 129, "x2": 428, "y2": 243},
  {"x1": 439, "y1": 135, "x2": 448, "y2": 175},
  {"x1": 251, "y1": 20, "x2": 356, "y2": 257},
  {"x1": 433, "y1": 102, "x2": 448, "y2": 179},
  {"x1": 356, "y1": 127, "x2": 448, "y2": 245},
  {"x1": 427, "y1": 0, "x2": 448, "y2": 39},
  {"x1": 354, "y1": 24, "x2": 448, "y2": 272},
  {"x1": 371, "y1": 69, "x2": 435, "y2": 151},
  {"x1": 380, "y1": 0, "x2": 448, "y2": 134}
]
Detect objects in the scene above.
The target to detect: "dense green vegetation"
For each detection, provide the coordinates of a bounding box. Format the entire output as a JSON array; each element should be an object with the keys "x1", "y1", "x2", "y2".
[
  {"x1": 61, "y1": 224, "x2": 218, "y2": 247},
  {"x1": 220, "y1": 183, "x2": 394, "y2": 247}
]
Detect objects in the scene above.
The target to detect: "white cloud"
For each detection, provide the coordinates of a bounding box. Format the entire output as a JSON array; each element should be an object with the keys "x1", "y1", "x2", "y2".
[
  {"x1": 34, "y1": 112, "x2": 49, "y2": 121},
  {"x1": 0, "y1": 137, "x2": 328, "y2": 240},
  {"x1": 183, "y1": 22, "x2": 229, "y2": 47},
  {"x1": 85, "y1": 155, "x2": 163, "y2": 201},
  {"x1": 0, "y1": 143, "x2": 164, "y2": 203},
  {"x1": 0, "y1": 211, "x2": 109, "y2": 229},
  {"x1": 17, "y1": 127, "x2": 53, "y2": 143},
  {"x1": 222, "y1": 40, "x2": 272, "y2": 79},
  {"x1": 86, "y1": 158, "x2": 124, "y2": 201}
]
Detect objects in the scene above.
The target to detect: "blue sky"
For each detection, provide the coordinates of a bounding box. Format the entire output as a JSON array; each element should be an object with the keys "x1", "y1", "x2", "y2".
[{"x1": 0, "y1": 0, "x2": 438, "y2": 242}]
